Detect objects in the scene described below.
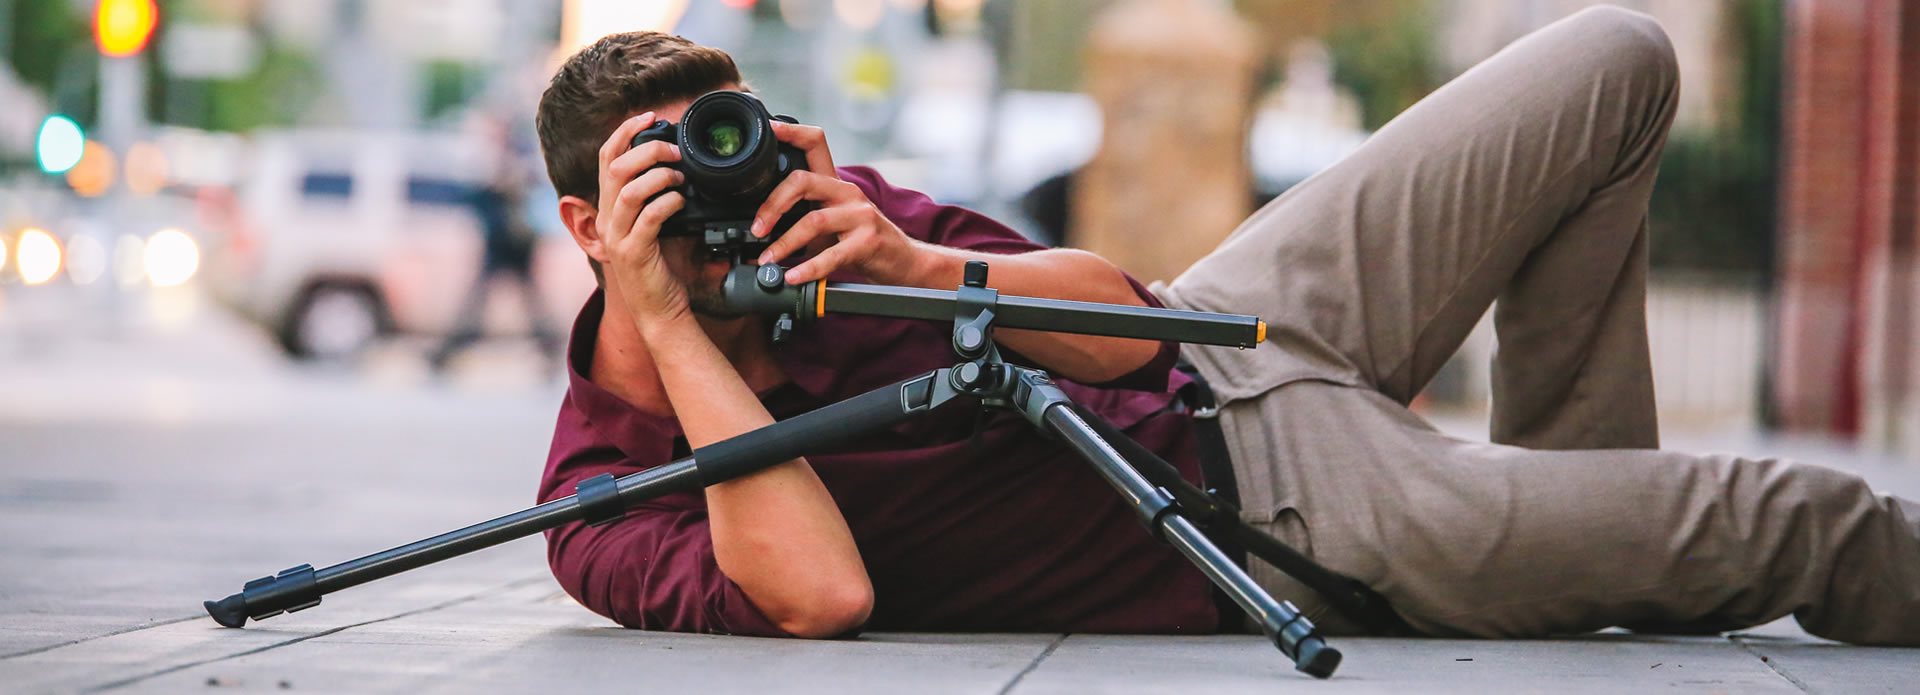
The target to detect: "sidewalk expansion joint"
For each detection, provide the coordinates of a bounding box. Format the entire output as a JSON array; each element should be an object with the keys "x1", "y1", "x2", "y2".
[
  {"x1": 1729, "y1": 634, "x2": 1812, "y2": 693},
  {"x1": 997, "y1": 633, "x2": 1068, "y2": 695},
  {"x1": 0, "y1": 615, "x2": 202, "y2": 661},
  {"x1": 79, "y1": 575, "x2": 547, "y2": 693}
]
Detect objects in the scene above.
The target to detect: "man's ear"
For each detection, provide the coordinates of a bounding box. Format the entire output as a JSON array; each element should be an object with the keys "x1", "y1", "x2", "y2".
[{"x1": 558, "y1": 195, "x2": 604, "y2": 262}]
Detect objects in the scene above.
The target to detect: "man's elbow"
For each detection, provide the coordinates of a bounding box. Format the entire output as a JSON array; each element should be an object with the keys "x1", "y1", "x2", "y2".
[{"x1": 773, "y1": 584, "x2": 874, "y2": 639}]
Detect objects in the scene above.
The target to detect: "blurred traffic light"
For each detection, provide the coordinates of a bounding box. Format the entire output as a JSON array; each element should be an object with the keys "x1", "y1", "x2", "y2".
[
  {"x1": 95, "y1": 0, "x2": 159, "y2": 58},
  {"x1": 35, "y1": 115, "x2": 86, "y2": 174}
]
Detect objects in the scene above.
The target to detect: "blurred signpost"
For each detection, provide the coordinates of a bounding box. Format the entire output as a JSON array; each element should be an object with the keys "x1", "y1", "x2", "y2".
[
  {"x1": 1072, "y1": 0, "x2": 1256, "y2": 285},
  {"x1": 91, "y1": 0, "x2": 158, "y2": 327},
  {"x1": 96, "y1": 0, "x2": 152, "y2": 158}
]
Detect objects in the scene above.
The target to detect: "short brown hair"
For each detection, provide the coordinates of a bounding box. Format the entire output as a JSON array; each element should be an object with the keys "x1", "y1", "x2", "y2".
[{"x1": 536, "y1": 32, "x2": 742, "y2": 203}]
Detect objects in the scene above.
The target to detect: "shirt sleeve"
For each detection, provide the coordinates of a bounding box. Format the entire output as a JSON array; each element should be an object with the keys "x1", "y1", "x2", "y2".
[
  {"x1": 542, "y1": 456, "x2": 794, "y2": 637},
  {"x1": 840, "y1": 165, "x2": 1177, "y2": 392}
]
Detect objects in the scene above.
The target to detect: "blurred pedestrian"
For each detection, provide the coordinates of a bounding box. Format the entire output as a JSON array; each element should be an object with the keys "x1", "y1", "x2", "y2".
[{"x1": 429, "y1": 118, "x2": 562, "y2": 374}]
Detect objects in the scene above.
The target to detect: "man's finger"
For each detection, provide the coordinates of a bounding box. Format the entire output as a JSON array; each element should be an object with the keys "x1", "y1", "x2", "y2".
[
  {"x1": 756, "y1": 205, "x2": 836, "y2": 264},
  {"x1": 784, "y1": 236, "x2": 865, "y2": 285},
  {"x1": 596, "y1": 111, "x2": 662, "y2": 246},
  {"x1": 751, "y1": 171, "x2": 821, "y2": 238},
  {"x1": 631, "y1": 190, "x2": 687, "y2": 246},
  {"x1": 752, "y1": 171, "x2": 858, "y2": 238},
  {"x1": 598, "y1": 111, "x2": 658, "y2": 172},
  {"x1": 606, "y1": 167, "x2": 684, "y2": 248},
  {"x1": 770, "y1": 121, "x2": 836, "y2": 176},
  {"x1": 607, "y1": 140, "x2": 681, "y2": 185},
  {"x1": 757, "y1": 205, "x2": 865, "y2": 265}
]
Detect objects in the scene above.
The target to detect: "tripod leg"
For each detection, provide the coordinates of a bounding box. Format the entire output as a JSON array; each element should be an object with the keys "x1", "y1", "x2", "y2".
[
  {"x1": 1040, "y1": 401, "x2": 1341, "y2": 679},
  {"x1": 203, "y1": 459, "x2": 702, "y2": 628},
  {"x1": 206, "y1": 371, "x2": 956, "y2": 628}
]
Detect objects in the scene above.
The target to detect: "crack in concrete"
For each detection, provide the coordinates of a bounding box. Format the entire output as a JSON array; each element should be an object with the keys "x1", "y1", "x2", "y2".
[
  {"x1": 79, "y1": 576, "x2": 546, "y2": 693},
  {"x1": 0, "y1": 615, "x2": 202, "y2": 661},
  {"x1": 997, "y1": 633, "x2": 1069, "y2": 695},
  {"x1": 1729, "y1": 634, "x2": 1813, "y2": 693}
]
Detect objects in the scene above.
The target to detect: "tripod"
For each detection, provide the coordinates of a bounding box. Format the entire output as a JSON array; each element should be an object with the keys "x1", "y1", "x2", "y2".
[{"x1": 204, "y1": 260, "x2": 1343, "y2": 679}]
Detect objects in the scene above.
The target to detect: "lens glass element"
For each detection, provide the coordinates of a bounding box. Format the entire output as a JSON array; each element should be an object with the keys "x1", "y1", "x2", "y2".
[{"x1": 705, "y1": 121, "x2": 746, "y2": 158}]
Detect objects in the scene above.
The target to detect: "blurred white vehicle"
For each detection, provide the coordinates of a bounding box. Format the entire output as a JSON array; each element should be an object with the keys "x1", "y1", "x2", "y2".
[{"x1": 201, "y1": 130, "x2": 594, "y2": 361}]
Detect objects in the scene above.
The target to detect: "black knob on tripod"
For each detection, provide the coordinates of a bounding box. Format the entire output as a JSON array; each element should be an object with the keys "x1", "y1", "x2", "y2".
[
  {"x1": 956, "y1": 325, "x2": 986, "y2": 353},
  {"x1": 963, "y1": 260, "x2": 989, "y2": 288},
  {"x1": 951, "y1": 361, "x2": 1000, "y2": 392},
  {"x1": 756, "y1": 263, "x2": 785, "y2": 290}
]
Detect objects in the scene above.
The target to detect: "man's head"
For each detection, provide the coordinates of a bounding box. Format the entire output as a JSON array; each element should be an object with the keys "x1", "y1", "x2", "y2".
[{"x1": 536, "y1": 31, "x2": 745, "y2": 315}]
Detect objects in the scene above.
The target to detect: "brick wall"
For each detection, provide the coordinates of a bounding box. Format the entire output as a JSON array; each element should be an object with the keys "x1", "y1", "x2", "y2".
[
  {"x1": 1861, "y1": 0, "x2": 1920, "y2": 456},
  {"x1": 1776, "y1": 0, "x2": 1919, "y2": 456}
]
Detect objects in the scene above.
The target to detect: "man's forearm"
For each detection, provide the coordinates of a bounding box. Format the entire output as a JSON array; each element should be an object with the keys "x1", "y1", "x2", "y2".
[
  {"x1": 894, "y1": 243, "x2": 1163, "y2": 383},
  {"x1": 638, "y1": 314, "x2": 873, "y2": 637}
]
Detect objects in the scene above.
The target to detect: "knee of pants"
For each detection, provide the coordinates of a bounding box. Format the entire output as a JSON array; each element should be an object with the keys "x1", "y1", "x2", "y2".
[
  {"x1": 1783, "y1": 464, "x2": 1882, "y2": 537},
  {"x1": 1713, "y1": 463, "x2": 1880, "y2": 583},
  {"x1": 1565, "y1": 5, "x2": 1679, "y2": 93}
]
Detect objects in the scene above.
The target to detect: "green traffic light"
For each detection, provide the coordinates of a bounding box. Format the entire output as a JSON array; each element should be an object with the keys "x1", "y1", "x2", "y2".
[{"x1": 37, "y1": 115, "x2": 86, "y2": 174}]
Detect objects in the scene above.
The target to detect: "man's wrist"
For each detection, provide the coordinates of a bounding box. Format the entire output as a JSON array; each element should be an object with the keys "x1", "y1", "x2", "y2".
[
  {"x1": 893, "y1": 240, "x2": 957, "y2": 289},
  {"x1": 633, "y1": 309, "x2": 705, "y2": 348}
]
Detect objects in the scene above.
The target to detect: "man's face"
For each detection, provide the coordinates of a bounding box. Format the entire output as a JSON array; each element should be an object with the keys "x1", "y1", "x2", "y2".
[{"x1": 640, "y1": 84, "x2": 745, "y2": 319}]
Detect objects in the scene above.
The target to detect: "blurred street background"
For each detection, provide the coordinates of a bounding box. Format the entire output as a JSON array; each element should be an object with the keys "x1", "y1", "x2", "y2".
[
  {"x1": 2, "y1": 0, "x2": 1915, "y2": 454},
  {"x1": 3, "y1": 1, "x2": 1920, "y2": 691}
]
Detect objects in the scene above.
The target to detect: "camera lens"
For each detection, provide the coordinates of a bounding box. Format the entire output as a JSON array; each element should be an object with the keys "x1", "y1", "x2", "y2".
[
  {"x1": 677, "y1": 91, "x2": 782, "y2": 203},
  {"x1": 704, "y1": 120, "x2": 746, "y2": 158}
]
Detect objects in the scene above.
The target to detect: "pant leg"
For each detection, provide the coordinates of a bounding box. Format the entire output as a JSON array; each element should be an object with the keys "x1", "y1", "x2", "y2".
[
  {"x1": 1155, "y1": 6, "x2": 1679, "y2": 417},
  {"x1": 1491, "y1": 189, "x2": 1658, "y2": 450},
  {"x1": 1220, "y1": 380, "x2": 1920, "y2": 645},
  {"x1": 431, "y1": 266, "x2": 496, "y2": 367},
  {"x1": 507, "y1": 261, "x2": 563, "y2": 358}
]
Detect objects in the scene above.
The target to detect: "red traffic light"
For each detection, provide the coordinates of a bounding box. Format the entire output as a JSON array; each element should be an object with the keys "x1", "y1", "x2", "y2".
[{"x1": 95, "y1": 0, "x2": 159, "y2": 57}]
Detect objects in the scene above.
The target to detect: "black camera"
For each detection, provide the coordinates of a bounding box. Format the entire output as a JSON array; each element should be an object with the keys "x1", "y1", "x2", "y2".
[{"x1": 631, "y1": 90, "x2": 815, "y2": 261}]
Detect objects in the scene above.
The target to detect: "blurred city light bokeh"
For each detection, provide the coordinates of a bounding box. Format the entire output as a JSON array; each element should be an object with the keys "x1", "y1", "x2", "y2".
[{"x1": 0, "y1": 0, "x2": 1915, "y2": 459}]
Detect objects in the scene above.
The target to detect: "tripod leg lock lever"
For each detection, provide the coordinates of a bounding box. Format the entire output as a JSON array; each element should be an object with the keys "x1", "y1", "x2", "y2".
[{"x1": 576, "y1": 473, "x2": 625, "y2": 527}]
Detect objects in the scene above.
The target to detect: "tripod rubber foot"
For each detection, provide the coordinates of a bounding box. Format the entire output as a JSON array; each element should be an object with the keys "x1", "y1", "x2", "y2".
[
  {"x1": 204, "y1": 594, "x2": 249, "y2": 628},
  {"x1": 1292, "y1": 637, "x2": 1341, "y2": 679}
]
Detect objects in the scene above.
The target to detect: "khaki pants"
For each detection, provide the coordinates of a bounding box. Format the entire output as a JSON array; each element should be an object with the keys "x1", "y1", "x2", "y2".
[{"x1": 1153, "y1": 6, "x2": 1920, "y2": 645}]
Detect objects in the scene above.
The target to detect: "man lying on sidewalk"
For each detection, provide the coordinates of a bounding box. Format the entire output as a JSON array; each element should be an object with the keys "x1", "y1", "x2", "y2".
[{"x1": 532, "y1": 7, "x2": 1920, "y2": 643}]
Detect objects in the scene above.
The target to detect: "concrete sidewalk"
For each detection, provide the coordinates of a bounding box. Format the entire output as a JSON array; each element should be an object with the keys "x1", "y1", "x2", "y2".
[
  {"x1": 7, "y1": 571, "x2": 1912, "y2": 693},
  {"x1": 1, "y1": 326, "x2": 1916, "y2": 693}
]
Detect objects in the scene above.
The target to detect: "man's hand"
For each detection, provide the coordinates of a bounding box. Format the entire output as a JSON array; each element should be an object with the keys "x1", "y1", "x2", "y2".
[
  {"x1": 749, "y1": 121, "x2": 926, "y2": 286},
  {"x1": 595, "y1": 111, "x2": 692, "y2": 326},
  {"x1": 587, "y1": 113, "x2": 875, "y2": 637},
  {"x1": 752, "y1": 120, "x2": 1162, "y2": 385}
]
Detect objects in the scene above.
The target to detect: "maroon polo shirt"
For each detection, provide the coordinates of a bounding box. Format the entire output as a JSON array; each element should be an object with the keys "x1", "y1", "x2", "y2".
[{"x1": 537, "y1": 166, "x2": 1220, "y2": 637}]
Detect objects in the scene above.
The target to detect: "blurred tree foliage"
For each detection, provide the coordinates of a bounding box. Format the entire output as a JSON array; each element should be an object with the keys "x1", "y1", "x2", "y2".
[
  {"x1": 4, "y1": 0, "x2": 318, "y2": 133},
  {"x1": 423, "y1": 60, "x2": 487, "y2": 123},
  {"x1": 7, "y1": 0, "x2": 97, "y2": 124},
  {"x1": 1317, "y1": 0, "x2": 1783, "y2": 277},
  {"x1": 1646, "y1": 0, "x2": 1782, "y2": 277},
  {"x1": 149, "y1": 0, "x2": 320, "y2": 132},
  {"x1": 1323, "y1": 0, "x2": 1440, "y2": 131}
]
